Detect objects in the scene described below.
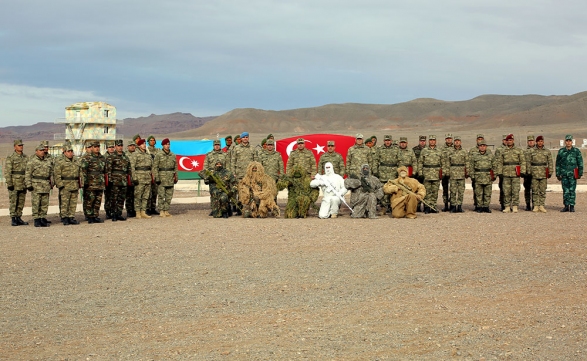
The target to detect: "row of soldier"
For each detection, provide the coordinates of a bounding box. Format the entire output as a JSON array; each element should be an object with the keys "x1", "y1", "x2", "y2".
[{"x1": 4, "y1": 135, "x2": 178, "y2": 227}]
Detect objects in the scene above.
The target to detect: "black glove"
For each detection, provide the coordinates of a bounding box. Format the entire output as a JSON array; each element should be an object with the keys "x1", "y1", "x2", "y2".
[
  {"x1": 27, "y1": 186, "x2": 34, "y2": 191},
  {"x1": 7, "y1": 186, "x2": 14, "y2": 191},
  {"x1": 156, "y1": 180, "x2": 161, "y2": 185},
  {"x1": 360, "y1": 176, "x2": 372, "y2": 193},
  {"x1": 133, "y1": 180, "x2": 139, "y2": 186}
]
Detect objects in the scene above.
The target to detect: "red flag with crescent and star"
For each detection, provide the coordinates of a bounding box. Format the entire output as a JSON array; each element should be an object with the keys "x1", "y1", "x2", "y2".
[
  {"x1": 275, "y1": 134, "x2": 357, "y2": 168},
  {"x1": 176, "y1": 154, "x2": 206, "y2": 172}
]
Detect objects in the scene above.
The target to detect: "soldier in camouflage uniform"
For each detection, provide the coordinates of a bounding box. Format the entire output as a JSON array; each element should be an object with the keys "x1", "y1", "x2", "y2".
[
  {"x1": 346, "y1": 134, "x2": 373, "y2": 178},
  {"x1": 202, "y1": 160, "x2": 237, "y2": 218},
  {"x1": 440, "y1": 133, "x2": 454, "y2": 212},
  {"x1": 124, "y1": 141, "x2": 137, "y2": 217},
  {"x1": 412, "y1": 135, "x2": 427, "y2": 211},
  {"x1": 259, "y1": 139, "x2": 284, "y2": 182},
  {"x1": 366, "y1": 137, "x2": 379, "y2": 177},
  {"x1": 230, "y1": 132, "x2": 257, "y2": 215},
  {"x1": 204, "y1": 140, "x2": 228, "y2": 171},
  {"x1": 146, "y1": 135, "x2": 160, "y2": 215},
  {"x1": 446, "y1": 136, "x2": 468, "y2": 212},
  {"x1": 131, "y1": 138, "x2": 154, "y2": 219},
  {"x1": 343, "y1": 164, "x2": 383, "y2": 219},
  {"x1": 153, "y1": 138, "x2": 177, "y2": 217},
  {"x1": 376, "y1": 135, "x2": 399, "y2": 215},
  {"x1": 286, "y1": 138, "x2": 317, "y2": 176},
  {"x1": 80, "y1": 141, "x2": 106, "y2": 223},
  {"x1": 5, "y1": 139, "x2": 29, "y2": 226},
  {"x1": 522, "y1": 135, "x2": 536, "y2": 211},
  {"x1": 494, "y1": 134, "x2": 508, "y2": 210},
  {"x1": 556, "y1": 134, "x2": 584, "y2": 212},
  {"x1": 222, "y1": 135, "x2": 232, "y2": 153},
  {"x1": 103, "y1": 141, "x2": 116, "y2": 219},
  {"x1": 397, "y1": 137, "x2": 417, "y2": 176},
  {"x1": 469, "y1": 134, "x2": 492, "y2": 211},
  {"x1": 105, "y1": 140, "x2": 131, "y2": 221},
  {"x1": 318, "y1": 140, "x2": 345, "y2": 176},
  {"x1": 495, "y1": 134, "x2": 526, "y2": 213},
  {"x1": 469, "y1": 140, "x2": 495, "y2": 213},
  {"x1": 25, "y1": 145, "x2": 53, "y2": 227},
  {"x1": 54, "y1": 144, "x2": 80, "y2": 225},
  {"x1": 417, "y1": 135, "x2": 445, "y2": 213},
  {"x1": 527, "y1": 136, "x2": 553, "y2": 213}
]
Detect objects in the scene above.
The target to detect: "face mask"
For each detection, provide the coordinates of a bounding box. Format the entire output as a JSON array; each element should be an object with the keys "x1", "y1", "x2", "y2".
[
  {"x1": 362, "y1": 169, "x2": 369, "y2": 176},
  {"x1": 215, "y1": 164, "x2": 223, "y2": 171},
  {"x1": 400, "y1": 171, "x2": 408, "y2": 178}
]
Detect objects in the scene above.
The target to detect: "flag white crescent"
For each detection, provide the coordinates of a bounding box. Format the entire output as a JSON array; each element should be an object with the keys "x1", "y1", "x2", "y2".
[
  {"x1": 179, "y1": 156, "x2": 194, "y2": 171},
  {"x1": 285, "y1": 140, "x2": 312, "y2": 156}
]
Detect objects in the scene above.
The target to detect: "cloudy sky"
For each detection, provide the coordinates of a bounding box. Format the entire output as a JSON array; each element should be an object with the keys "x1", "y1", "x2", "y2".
[{"x1": 1, "y1": 0, "x2": 586, "y2": 126}]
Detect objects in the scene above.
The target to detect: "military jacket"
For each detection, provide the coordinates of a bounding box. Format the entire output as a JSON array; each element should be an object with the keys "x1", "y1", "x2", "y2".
[
  {"x1": 286, "y1": 148, "x2": 316, "y2": 176},
  {"x1": 25, "y1": 155, "x2": 53, "y2": 194},
  {"x1": 412, "y1": 145, "x2": 425, "y2": 160},
  {"x1": 346, "y1": 144, "x2": 373, "y2": 177},
  {"x1": 259, "y1": 149, "x2": 284, "y2": 181},
  {"x1": 469, "y1": 145, "x2": 492, "y2": 157},
  {"x1": 556, "y1": 147, "x2": 584, "y2": 178},
  {"x1": 231, "y1": 143, "x2": 257, "y2": 179},
  {"x1": 131, "y1": 149, "x2": 153, "y2": 185},
  {"x1": 469, "y1": 151, "x2": 495, "y2": 185},
  {"x1": 417, "y1": 146, "x2": 445, "y2": 181},
  {"x1": 208, "y1": 167, "x2": 237, "y2": 196},
  {"x1": 396, "y1": 147, "x2": 418, "y2": 170},
  {"x1": 204, "y1": 150, "x2": 228, "y2": 171},
  {"x1": 496, "y1": 146, "x2": 526, "y2": 177},
  {"x1": 318, "y1": 151, "x2": 345, "y2": 176},
  {"x1": 5, "y1": 152, "x2": 28, "y2": 190},
  {"x1": 447, "y1": 147, "x2": 468, "y2": 179},
  {"x1": 105, "y1": 152, "x2": 131, "y2": 187},
  {"x1": 80, "y1": 153, "x2": 106, "y2": 190},
  {"x1": 54, "y1": 156, "x2": 80, "y2": 191},
  {"x1": 377, "y1": 145, "x2": 399, "y2": 182},
  {"x1": 147, "y1": 145, "x2": 159, "y2": 159},
  {"x1": 153, "y1": 150, "x2": 177, "y2": 186},
  {"x1": 369, "y1": 147, "x2": 380, "y2": 176},
  {"x1": 526, "y1": 147, "x2": 553, "y2": 179}
]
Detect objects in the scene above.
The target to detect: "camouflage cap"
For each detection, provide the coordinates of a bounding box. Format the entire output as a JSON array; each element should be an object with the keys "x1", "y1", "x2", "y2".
[
  {"x1": 383, "y1": 135, "x2": 392, "y2": 141},
  {"x1": 419, "y1": 135, "x2": 426, "y2": 141},
  {"x1": 13, "y1": 139, "x2": 23, "y2": 146},
  {"x1": 502, "y1": 134, "x2": 508, "y2": 140},
  {"x1": 266, "y1": 139, "x2": 275, "y2": 145},
  {"x1": 327, "y1": 140, "x2": 335, "y2": 146},
  {"x1": 429, "y1": 135, "x2": 436, "y2": 140},
  {"x1": 399, "y1": 136, "x2": 408, "y2": 142},
  {"x1": 213, "y1": 139, "x2": 221, "y2": 145},
  {"x1": 115, "y1": 139, "x2": 124, "y2": 146},
  {"x1": 527, "y1": 135, "x2": 535, "y2": 141},
  {"x1": 476, "y1": 134, "x2": 484, "y2": 139},
  {"x1": 445, "y1": 133, "x2": 453, "y2": 139},
  {"x1": 91, "y1": 141, "x2": 100, "y2": 147},
  {"x1": 296, "y1": 138, "x2": 305, "y2": 144},
  {"x1": 355, "y1": 133, "x2": 363, "y2": 139},
  {"x1": 128, "y1": 141, "x2": 136, "y2": 147},
  {"x1": 85, "y1": 142, "x2": 93, "y2": 148},
  {"x1": 106, "y1": 140, "x2": 115, "y2": 147},
  {"x1": 35, "y1": 145, "x2": 45, "y2": 151},
  {"x1": 565, "y1": 134, "x2": 573, "y2": 140},
  {"x1": 64, "y1": 144, "x2": 73, "y2": 152},
  {"x1": 454, "y1": 136, "x2": 461, "y2": 141},
  {"x1": 478, "y1": 139, "x2": 487, "y2": 146},
  {"x1": 41, "y1": 140, "x2": 49, "y2": 147}
]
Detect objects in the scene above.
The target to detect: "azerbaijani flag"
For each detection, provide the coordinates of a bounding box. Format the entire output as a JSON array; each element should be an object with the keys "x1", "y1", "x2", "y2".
[{"x1": 155, "y1": 139, "x2": 225, "y2": 180}]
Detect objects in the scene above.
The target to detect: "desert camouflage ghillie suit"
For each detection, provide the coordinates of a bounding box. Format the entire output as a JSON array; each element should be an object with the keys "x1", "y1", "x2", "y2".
[
  {"x1": 526, "y1": 144, "x2": 553, "y2": 212},
  {"x1": 346, "y1": 143, "x2": 373, "y2": 178},
  {"x1": 469, "y1": 146, "x2": 495, "y2": 212},
  {"x1": 343, "y1": 164, "x2": 383, "y2": 219},
  {"x1": 496, "y1": 144, "x2": 526, "y2": 212},
  {"x1": 278, "y1": 165, "x2": 319, "y2": 218},
  {"x1": 5, "y1": 147, "x2": 28, "y2": 221},
  {"x1": 259, "y1": 148, "x2": 285, "y2": 182},
  {"x1": 383, "y1": 166, "x2": 426, "y2": 219},
  {"x1": 238, "y1": 162, "x2": 280, "y2": 218},
  {"x1": 556, "y1": 139, "x2": 583, "y2": 209},
  {"x1": 153, "y1": 148, "x2": 177, "y2": 216},
  {"x1": 80, "y1": 151, "x2": 106, "y2": 221},
  {"x1": 105, "y1": 149, "x2": 131, "y2": 220},
  {"x1": 318, "y1": 150, "x2": 345, "y2": 176},
  {"x1": 201, "y1": 163, "x2": 237, "y2": 218},
  {"x1": 417, "y1": 143, "x2": 445, "y2": 213},
  {"x1": 446, "y1": 144, "x2": 468, "y2": 210},
  {"x1": 54, "y1": 150, "x2": 80, "y2": 222},
  {"x1": 286, "y1": 147, "x2": 316, "y2": 176},
  {"x1": 25, "y1": 152, "x2": 53, "y2": 224}
]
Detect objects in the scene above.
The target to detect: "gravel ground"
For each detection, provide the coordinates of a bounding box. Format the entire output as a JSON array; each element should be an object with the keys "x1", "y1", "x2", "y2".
[{"x1": 1, "y1": 191, "x2": 586, "y2": 360}]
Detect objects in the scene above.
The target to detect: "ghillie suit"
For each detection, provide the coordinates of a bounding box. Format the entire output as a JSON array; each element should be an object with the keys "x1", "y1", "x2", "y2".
[
  {"x1": 277, "y1": 165, "x2": 319, "y2": 218},
  {"x1": 238, "y1": 162, "x2": 280, "y2": 218},
  {"x1": 344, "y1": 164, "x2": 383, "y2": 219}
]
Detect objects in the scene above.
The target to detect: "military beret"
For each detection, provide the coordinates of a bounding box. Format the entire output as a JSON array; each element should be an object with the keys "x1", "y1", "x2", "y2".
[
  {"x1": 13, "y1": 139, "x2": 23, "y2": 146},
  {"x1": 399, "y1": 137, "x2": 408, "y2": 142},
  {"x1": 115, "y1": 139, "x2": 124, "y2": 146},
  {"x1": 106, "y1": 141, "x2": 115, "y2": 147},
  {"x1": 505, "y1": 134, "x2": 514, "y2": 141},
  {"x1": 454, "y1": 136, "x2": 461, "y2": 141},
  {"x1": 225, "y1": 135, "x2": 232, "y2": 140},
  {"x1": 241, "y1": 132, "x2": 249, "y2": 138},
  {"x1": 266, "y1": 133, "x2": 274, "y2": 139},
  {"x1": 445, "y1": 133, "x2": 453, "y2": 139},
  {"x1": 419, "y1": 135, "x2": 426, "y2": 141},
  {"x1": 478, "y1": 140, "x2": 487, "y2": 146},
  {"x1": 370, "y1": 135, "x2": 377, "y2": 140},
  {"x1": 266, "y1": 139, "x2": 275, "y2": 145},
  {"x1": 35, "y1": 145, "x2": 45, "y2": 151},
  {"x1": 327, "y1": 140, "x2": 335, "y2": 146},
  {"x1": 296, "y1": 138, "x2": 305, "y2": 144},
  {"x1": 132, "y1": 134, "x2": 141, "y2": 141},
  {"x1": 476, "y1": 134, "x2": 484, "y2": 139},
  {"x1": 356, "y1": 133, "x2": 363, "y2": 139},
  {"x1": 234, "y1": 134, "x2": 241, "y2": 140},
  {"x1": 365, "y1": 138, "x2": 373, "y2": 143},
  {"x1": 527, "y1": 135, "x2": 535, "y2": 141},
  {"x1": 536, "y1": 135, "x2": 544, "y2": 142},
  {"x1": 565, "y1": 134, "x2": 573, "y2": 140},
  {"x1": 147, "y1": 135, "x2": 155, "y2": 142},
  {"x1": 136, "y1": 138, "x2": 146, "y2": 146},
  {"x1": 261, "y1": 138, "x2": 267, "y2": 146},
  {"x1": 161, "y1": 138, "x2": 170, "y2": 146},
  {"x1": 213, "y1": 140, "x2": 221, "y2": 145},
  {"x1": 429, "y1": 135, "x2": 436, "y2": 140},
  {"x1": 384, "y1": 135, "x2": 392, "y2": 141}
]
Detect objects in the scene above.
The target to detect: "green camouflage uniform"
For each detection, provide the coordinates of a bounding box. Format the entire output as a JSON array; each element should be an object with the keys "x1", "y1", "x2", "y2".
[
  {"x1": 204, "y1": 149, "x2": 228, "y2": 171},
  {"x1": 376, "y1": 145, "x2": 399, "y2": 212},
  {"x1": 496, "y1": 145, "x2": 526, "y2": 208},
  {"x1": 131, "y1": 148, "x2": 153, "y2": 212},
  {"x1": 259, "y1": 149, "x2": 285, "y2": 181},
  {"x1": 412, "y1": 144, "x2": 426, "y2": 184},
  {"x1": 556, "y1": 146, "x2": 584, "y2": 206},
  {"x1": 80, "y1": 153, "x2": 106, "y2": 218},
  {"x1": 105, "y1": 151, "x2": 131, "y2": 218},
  {"x1": 523, "y1": 145, "x2": 536, "y2": 208},
  {"x1": 494, "y1": 143, "x2": 507, "y2": 207},
  {"x1": 286, "y1": 148, "x2": 316, "y2": 176},
  {"x1": 369, "y1": 146, "x2": 380, "y2": 177},
  {"x1": 147, "y1": 145, "x2": 160, "y2": 212},
  {"x1": 417, "y1": 145, "x2": 445, "y2": 209},
  {"x1": 54, "y1": 155, "x2": 80, "y2": 219},
  {"x1": 318, "y1": 151, "x2": 345, "y2": 176},
  {"x1": 203, "y1": 166, "x2": 237, "y2": 218},
  {"x1": 396, "y1": 147, "x2": 418, "y2": 176},
  {"x1": 527, "y1": 146, "x2": 553, "y2": 207},
  {"x1": 25, "y1": 154, "x2": 53, "y2": 220},
  {"x1": 469, "y1": 150, "x2": 495, "y2": 208},
  {"x1": 231, "y1": 143, "x2": 257, "y2": 181},
  {"x1": 5, "y1": 151, "x2": 28, "y2": 218},
  {"x1": 153, "y1": 149, "x2": 177, "y2": 212},
  {"x1": 441, "y1": 143, "x2": 454, "y2": 205},
  {"x1": 447, "y1": 146, "x2": 468, "y2": 206},
  {"x1": 103, "y1": 149, "x2": 116, "y2": 217},
  {"x1": 469, "y1": 144, "x2": 492, "y2": 207},
  {"x1": 346, "y1": 144, "x2": 373, "y2": 178},
  {"x1": 124, "y1": 148, "x2": 137, "y2": 215}
]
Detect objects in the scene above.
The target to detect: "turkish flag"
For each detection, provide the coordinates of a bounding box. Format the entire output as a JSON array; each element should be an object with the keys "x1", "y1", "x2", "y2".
[
  {"x1": 275, "y1": 133, "x2": 357, "y2": 167},
  {"x1": 176, "y1": 155, "x2": 206, "y2": 172}
]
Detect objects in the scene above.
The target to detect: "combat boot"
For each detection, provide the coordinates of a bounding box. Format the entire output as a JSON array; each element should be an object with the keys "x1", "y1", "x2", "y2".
[
  {"x1": 227, "y1": 207, "x2": 233, "y2": 217},
  {"x1": 378, "y1": 207, "x2": 387, "y2": 216},
  {"x1": 45, "y1": 219, "x2": 51, "y2": 224},
  {"x1": 150, "y1": 208, "x2": 160, "y2": 215},
  {"x1": 476, "y1": 206, "x2": 483, "y2": 213},
  {"x1": 525, "y1": 202, "x2": 532, "y2": 211},
  {"x1": 62, "y1": 217, "x2": 70, "y2": 226},
  {"x1": 105, "y1": 212, "x2": 112, "y2": 220},
  {"x1": 69, "y1": 217, "x2": 79, "y2": 225},
  {"x1": 560, "y1": 205, "x2": 569, "y2": 212},
  {"x1": 424, "y1": 206, "x2": 430, "y2": 214},
  {"x1": 40, "y1": 218, "x2": 49, "y2": 227},
  {"x1": 532, "y1": 206, "x2": 540, "y2": 212},
  {"x1": 570, "y1": 205, "x2": 575, "y2": 212},
  {"x1": 34, "y1": 219, "x2": 42, "y2": 227},
  {"x1": 457, "y1": 205, "x2": 464, "y2": 213},
  {"x1": 331, "y1": 214, "x2": 338, "y2": 218},
  {"x1": 450, "y1": 205, "x2": 457, "y2": 213},
  {"x1": 87, "y1": 217, "x2": 95, "y2": 224},
  {"x1": 141, "y1": 211, "x2": 152, "y2": 219},
  {"x1": 11, "y1": 217, "x2": 18, "y2": 226},
  {"x1": 442, "y1": 203, "x2": 450, "y2": 212},
  {"x1": 539, "y1": 206, "x2": 547, "y2": 213},
  {"x1": 512, "y1": 206, "x2": 518, "y2": 213},
  {"x1": 17, "y1": 217, "x2": 28, "y2": 226},
  {"x1": 416, "y1": 204, "x2": 422, "y2": 212},
  {"x1": 93, "y1": 217, "x2": 104, "y2": 223},
  {"x1": 116, "y1": 215, "x2": 127, "y2": 221},
  {"x1": 502, "y1": 207, "x2": 511, "y2": 213},
  {"x1": 484, "y1": 207, "x2": 492, "y2": 213},
  {"x1": 222, "y1": 212, "x2": 229, "y2": 218}
]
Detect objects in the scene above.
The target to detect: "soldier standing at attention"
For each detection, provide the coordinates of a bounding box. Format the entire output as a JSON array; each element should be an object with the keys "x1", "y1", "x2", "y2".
[
  {"x1": 222, "y1": 135, "x2": 232, "y2": 152},
  {"x1": 469, "y1": 140, "x2": 495, "y2": 213},
  {"x1": 230, "y1": 132, "x2": 256, "y2": 215},
  {"x1": 346, "y1": 134, "x2": 372, "y2": 178},
  {"x1": 376, "y1": 135, "x2": 399, "y2": 215},
  {"x1": 124, "y1": 141, "x2": 137, "y2": 217},
  {"x1": 494, "y1": 134, "x2": 508, "y2": 210},
  {"x1": 469, "y1": 134, "x2": 492, "y2": 211},
  {"x1": 259, "y1": 139, "x2": 284, "y2": 182},
  {"x1": 80, "y1": 141, "x2": 106, "y2": 223},
  {"x1": 496, "y1": 134, "x2": 526, "y2": 213},
  {"x1": 131, "y1": 138, "x2": 154, "y2": 219},
  {"x1": 103, "y1": 141, "x2": 116, "y2": 219},
  {"x1": 105, "y1": 140, "x2": 131, "y2": 221},
  {"x1": 25, "y1": 145, "x2": 53, "y2": 227},
  {"x1": 204, "y1": 139, "x2": 228, "y2": 215},
  {"x1": 396, "y1": 137, "x2": 417, "y2": 177},
  {"x1": 441, "y1": 133, "x2": 454, "y2": 212},
  {"x1": 417, "y1": 135, "x2": 445, "y2": 214},
  {"x1": 318, "y1": 140, "x2": 345, "y2": 176},
  {"x1": 54, "y1": 144, "x2": 80, "y2": 225},
  {"x1": 286, "y1": 138, "x2": 316, "y2": 176},
  {"x1": 153, "y1": 138, "x2": 177, "y2": 218},
  {"x1": 5, "y1": 139, "x2": 29, "y2": 226},
  {"x1": 412, "y1": 135, "x2": 427, "y2": 212},
  {"x1": 366, "y1": 137, "x2": 380, "y2": 178},
  {"x1": 146, "y1": 135, "x2": 160, "y2": 215},
  {"x1": 527, "y1": 135, "x2": 553, "y2": 213},
  {"x1": 523, "y1": 135, "x2": 536, "y2": 211},
  {"x1": 446, "y1": 136, "x2": 468, "y2": 213},
  {"x1": 556, "y1": 134, "x2": 583, "y2": 212}
]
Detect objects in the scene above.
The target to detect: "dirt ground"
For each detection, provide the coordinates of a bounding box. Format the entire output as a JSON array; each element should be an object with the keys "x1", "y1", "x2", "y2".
[{"x1": 1, "y1": 190, "x2": 586, "y2": 360}]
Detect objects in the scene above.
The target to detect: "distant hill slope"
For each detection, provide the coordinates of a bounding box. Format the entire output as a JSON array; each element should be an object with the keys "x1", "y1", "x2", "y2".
[{"x1": 175, "y1": 92, "x2": 587, "y2": 137}]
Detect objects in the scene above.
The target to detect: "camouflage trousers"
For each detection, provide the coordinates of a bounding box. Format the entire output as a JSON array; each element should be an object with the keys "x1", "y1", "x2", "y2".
[
  {"x1": 83, "y1": 189, "x2": 103, "y2": 217},
  {"x1": 109, "y1": 186, "x2": 127, "y2": 217},
  {"x1": 449, "y1": 179, "x2": 465, "y2": 206},
  {"x1": 103, "y1": 186, "x2": 113, "y2": 215},
  {"x1": 502, "y1": 176, "x2": 520, "y2": 207},
  {"x1": 210, "y1": 190, "x2": 230, "y2": 218},
  {"x1": 474, "y1": 182, "x2": 492, "y2": 207},
  {"x1": 498, "y1": 176, "x2": 504, "y2": 206},
  {"x1": 31, "y1": 192, "x2": 49, "y2": 219},
  {"x1": 157, "y1": 185, "x2": 174, "y2": 212},
  {"x1": 59, "y1": 189, "x2": 78, "y2": 218},
  {"x1": 125, "y1": 185, "x2": 135, "y2": 212},
  {"x1": 442, "y1": 176, "x2": 450, "y2": 203},
  {"x1": 531, "y1": 178, "x2": 547, "y2": 207},
  {"x1": 148, "y1": 182, "x2": 158, "y2": 210},
  {"x1": 523, "y1": 175, "x2": 533, "y2": 206},
  {"x1": 423, "y1": 180, "x2": 440, "y2": 207},
  {"x1": 471, "y1": 179, "x2": 478, "y2": 206},
  {"x1": 351, "y1": 193, "x2": 378, "y2": 219},
  {"x1": 134, "y1": 183, "x2": 151, "y2": 211},
  {"x1": 561, "y1": 176, "x2": 577, "y2": 206},
  {"x1": 9, "y1": 189, "x2": 27, "y2": 217}
]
